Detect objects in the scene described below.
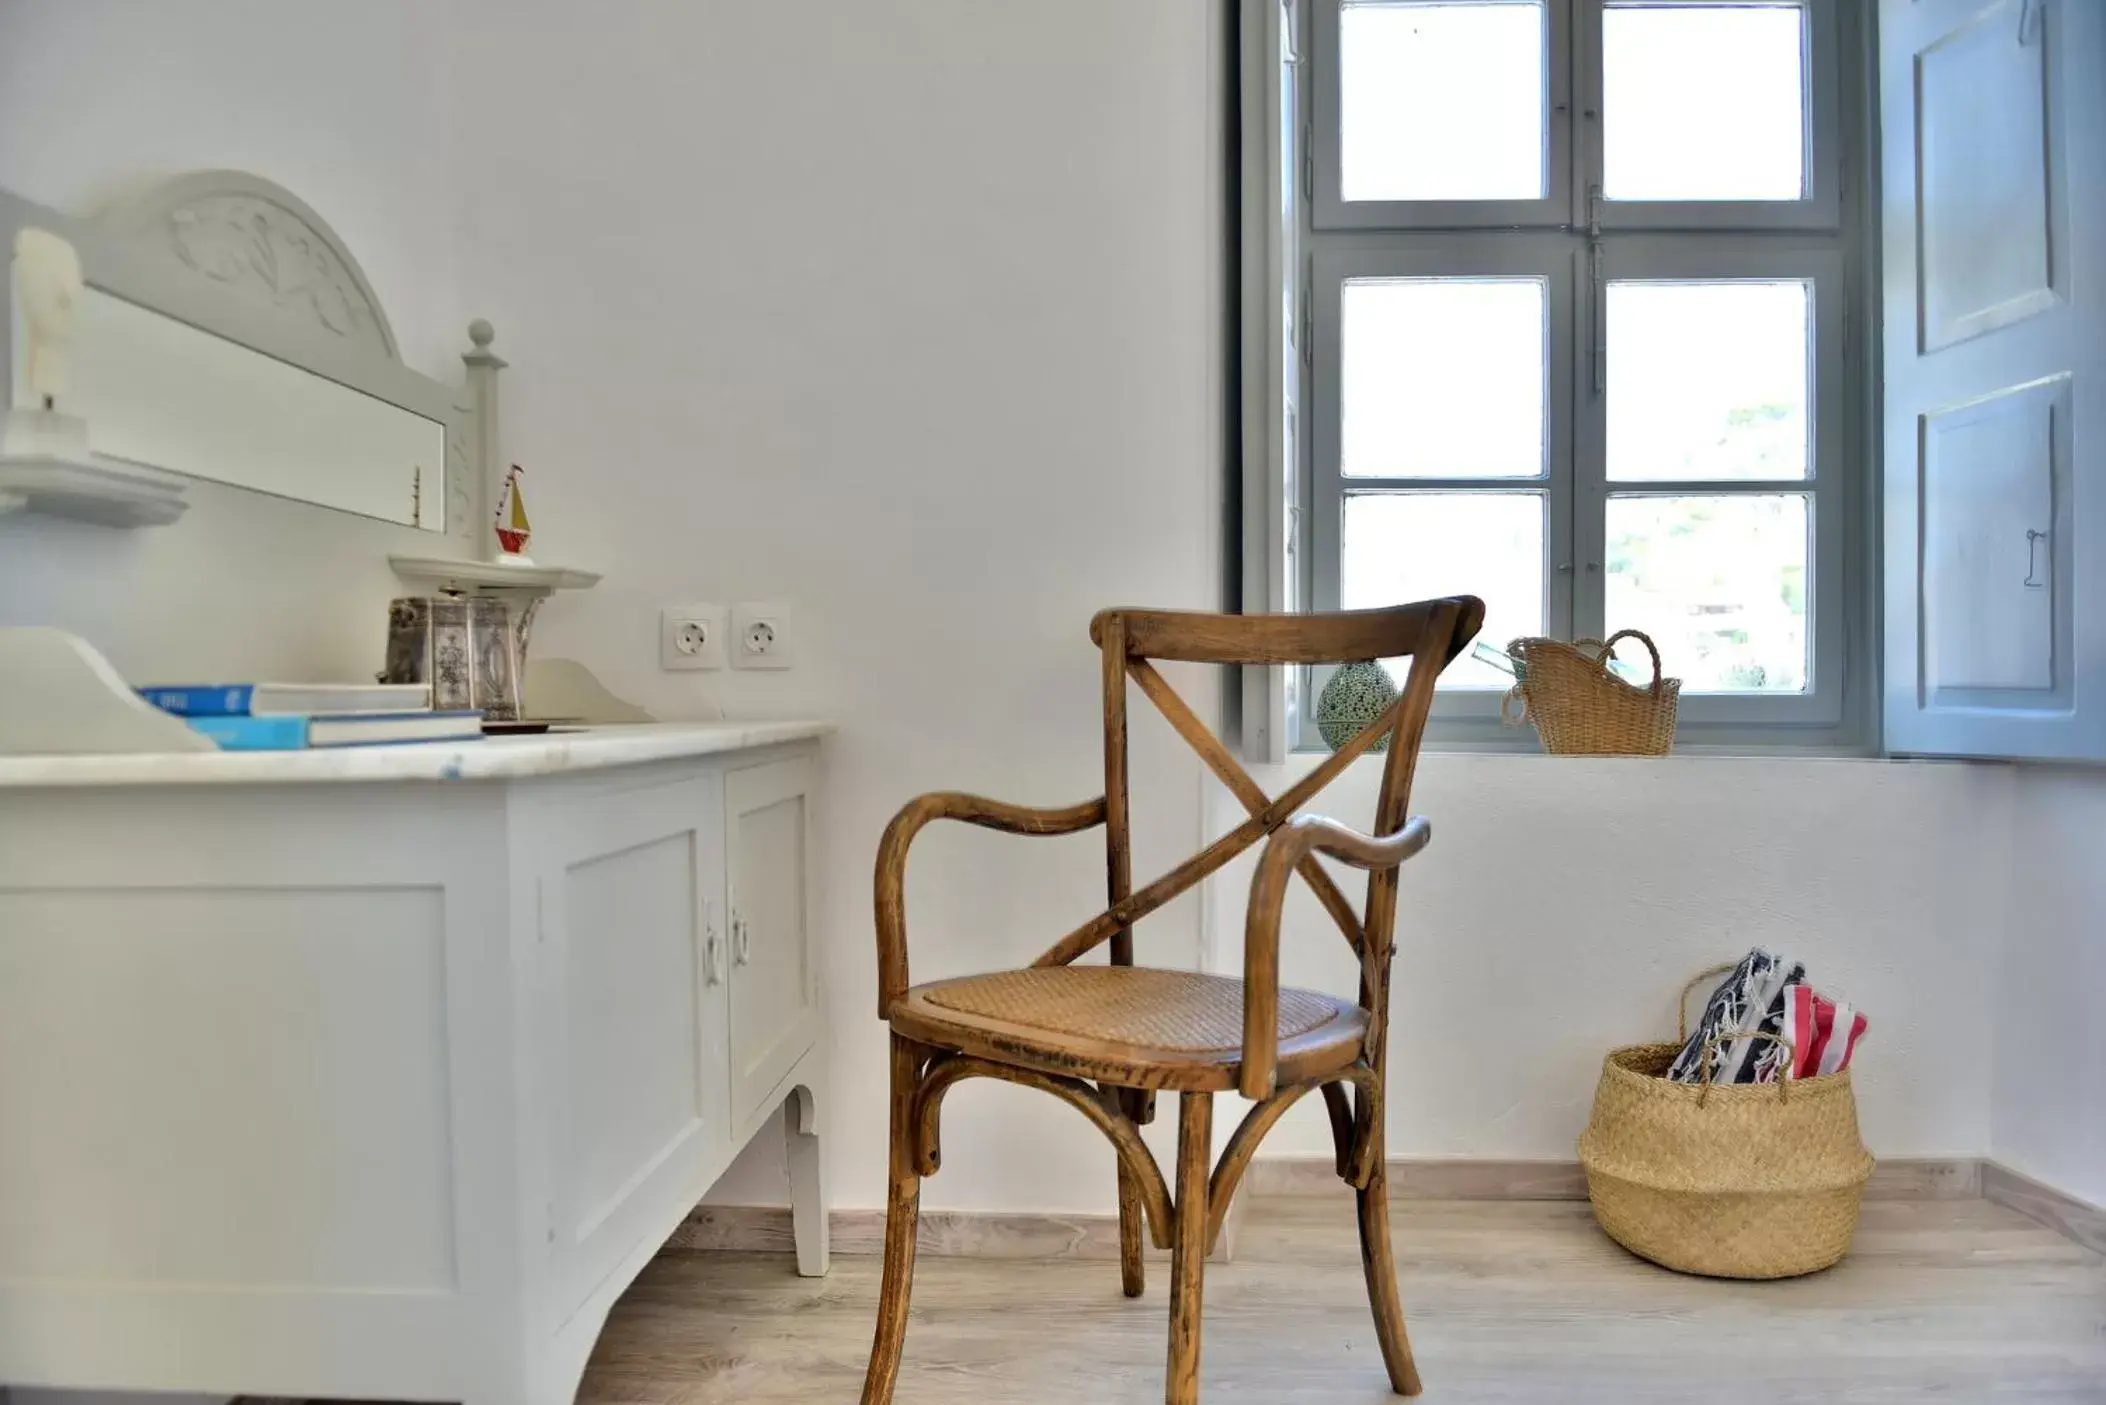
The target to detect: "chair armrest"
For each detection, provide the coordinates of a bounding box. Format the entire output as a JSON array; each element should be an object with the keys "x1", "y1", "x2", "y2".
[
  {"x1": 1240, "y1": 814, "x2": 1432, "y2": 1098},
  {"x1": 874, "y1": 790, "x2": 1107, "y2": 1016}
]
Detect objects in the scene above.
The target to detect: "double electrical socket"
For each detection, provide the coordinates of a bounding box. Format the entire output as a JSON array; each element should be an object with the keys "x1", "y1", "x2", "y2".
[{"x1": 660, "y1": 603, "x2": 794, "y2": 671}]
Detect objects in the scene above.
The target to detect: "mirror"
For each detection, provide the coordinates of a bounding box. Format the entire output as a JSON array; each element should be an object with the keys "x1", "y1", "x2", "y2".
[
  {"x1": 53, "y1": 288, "x2": 446, "y2": 530},
  {"x1": 1, "y1": 172, "x2": 478, "y2": 543}
]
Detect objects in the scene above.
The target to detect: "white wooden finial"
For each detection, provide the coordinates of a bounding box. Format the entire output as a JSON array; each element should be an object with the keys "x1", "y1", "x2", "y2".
[{"x1": 463, "y1": 317, "x2": 505, "y2": 371}]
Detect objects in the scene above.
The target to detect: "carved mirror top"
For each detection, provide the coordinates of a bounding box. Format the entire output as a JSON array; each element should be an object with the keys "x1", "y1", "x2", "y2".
[{"x1": 98, "y1": 169, "x2": 398, "y2": 363}]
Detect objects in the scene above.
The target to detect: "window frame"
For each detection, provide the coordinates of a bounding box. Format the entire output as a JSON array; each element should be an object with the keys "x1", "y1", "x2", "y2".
[
  {"x1": 1584, "y1": 0, "x2": 1845, "y2": 233},
  {"x1": 1313, "y1": 0, "x2": 1844, "y2": 235},
  {"x1": 1308, "y1": 236, "x2": 1580, "y2": 725},
  {"x1": 1269, "y1": 0, "x2": 1869, "y2": 752},
  {"x1": 1582, "y1": 241, "x2": 1850, "y2": 728},
  {"x1": 1313, "y1": 0, "x2": 1578, "y2": 230}
]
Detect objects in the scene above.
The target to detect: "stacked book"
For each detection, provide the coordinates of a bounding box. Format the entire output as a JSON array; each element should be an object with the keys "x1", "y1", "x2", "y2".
[{"x1": 138, "y1": 682, "x2": 483, "y2": 751}]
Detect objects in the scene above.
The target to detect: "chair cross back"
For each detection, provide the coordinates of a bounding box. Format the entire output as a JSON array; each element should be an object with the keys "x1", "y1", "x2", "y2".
[{"x1": 1035, "y1": 598, "x2": 1483, "y2": 974}]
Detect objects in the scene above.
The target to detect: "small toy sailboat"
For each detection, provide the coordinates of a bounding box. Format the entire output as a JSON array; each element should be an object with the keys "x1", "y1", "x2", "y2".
[{"x1": 493, "y1": 463, "x2": 533, "y2": 563}]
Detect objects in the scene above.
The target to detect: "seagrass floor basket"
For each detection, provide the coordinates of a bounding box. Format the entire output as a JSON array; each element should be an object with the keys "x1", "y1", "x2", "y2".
[{"x1": 1577, "y1": 971, "x2": 1875, "y2": 1279}]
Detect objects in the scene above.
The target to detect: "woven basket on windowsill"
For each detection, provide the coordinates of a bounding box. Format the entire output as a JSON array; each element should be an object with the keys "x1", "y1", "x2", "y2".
[
  {"x1": 1501, "y1": 630, "x2": 1680, "y2": 755},
  {"x1": 1577, "y1": 966, "x2": 1876, "y2": 1280}
]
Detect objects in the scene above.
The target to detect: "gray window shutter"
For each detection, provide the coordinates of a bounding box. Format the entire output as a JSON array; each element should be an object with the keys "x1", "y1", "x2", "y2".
[{"x1": 1881, "y1": 0, "x2": 2106, "y2": 759}]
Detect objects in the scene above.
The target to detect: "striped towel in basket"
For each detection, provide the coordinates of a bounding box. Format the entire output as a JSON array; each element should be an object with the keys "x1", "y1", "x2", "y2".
[{"x1": 1667, "y1": 949, "x2": 1805, "y2": 1086}]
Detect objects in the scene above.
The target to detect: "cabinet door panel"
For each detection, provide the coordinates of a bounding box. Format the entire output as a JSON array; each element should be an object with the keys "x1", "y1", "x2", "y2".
[
  {"x1": 726, "y1": 757, "x2": 819, "y2": 1129},
  {"x1": 518, "y1": 771, "x2": 726, "y2": 1329}
]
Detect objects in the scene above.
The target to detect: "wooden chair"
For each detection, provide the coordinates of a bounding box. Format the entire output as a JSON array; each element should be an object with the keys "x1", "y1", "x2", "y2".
[{"x1": 862, "y1": 598, "x2": 1484, "y2": 1405}]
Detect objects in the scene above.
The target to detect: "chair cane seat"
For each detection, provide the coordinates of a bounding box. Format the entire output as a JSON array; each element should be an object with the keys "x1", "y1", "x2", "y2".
[{"x1": 889, "y1": 965, "x2": 1369, "y2": 1092}]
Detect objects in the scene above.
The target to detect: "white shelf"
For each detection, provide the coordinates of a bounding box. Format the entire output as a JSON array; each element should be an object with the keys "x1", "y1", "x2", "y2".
[
  {"x1": 0, "y1": 453, "x2": 188, "y2": 528},
  {"x1": 388, "y1": 554, "x2": 601, "y2": 596}
]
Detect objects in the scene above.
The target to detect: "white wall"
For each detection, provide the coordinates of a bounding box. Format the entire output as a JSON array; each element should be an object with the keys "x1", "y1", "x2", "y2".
[
  {"x1": 1993, "y1": 768, "x2": 2106, "y2": 1208},
  {"x1": 1203, "y1": 753, "x2": 2010, "y2": 1168},
  {"x1": 441, "y1": 0, "x2": 1231, "y2": 1212},
  {"x1": 0, "y1": 0, "x2": 464, "y2": 688}
]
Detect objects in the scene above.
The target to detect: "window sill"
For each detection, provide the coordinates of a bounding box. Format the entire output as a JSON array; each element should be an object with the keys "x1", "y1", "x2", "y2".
[{"x1": 1288, "y1": 741, "x2": 1977, "y2": 767}]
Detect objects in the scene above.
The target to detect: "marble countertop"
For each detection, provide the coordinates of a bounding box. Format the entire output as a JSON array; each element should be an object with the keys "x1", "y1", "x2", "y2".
[{"x1": 0, "y1": 720, "x2": 832, "y2": 788}]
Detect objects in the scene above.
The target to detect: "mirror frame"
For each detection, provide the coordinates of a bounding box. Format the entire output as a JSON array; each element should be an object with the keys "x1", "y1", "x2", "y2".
[{"x1": 0, "y1": 170, "x2": 483, "y2": 545}]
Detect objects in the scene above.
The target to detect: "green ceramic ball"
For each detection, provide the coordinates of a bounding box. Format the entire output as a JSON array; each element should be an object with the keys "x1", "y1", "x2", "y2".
[{"x1": 1316, "y1": 660, "x2": 1398, "y2": 752}]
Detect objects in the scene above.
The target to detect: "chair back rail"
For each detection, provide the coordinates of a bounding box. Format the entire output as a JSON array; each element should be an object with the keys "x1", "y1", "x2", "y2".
[{"x1": 1035, "y1": 599, "x2": 1481, "y2": 972}]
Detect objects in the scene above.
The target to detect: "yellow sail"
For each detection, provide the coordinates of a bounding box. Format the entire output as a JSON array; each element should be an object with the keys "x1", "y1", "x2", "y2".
[{"x1": 495, "y1": 464, "x2": 533, "y2": 556}]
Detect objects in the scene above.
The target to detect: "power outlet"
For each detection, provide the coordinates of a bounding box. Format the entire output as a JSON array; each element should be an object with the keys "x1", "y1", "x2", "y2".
[
  {"x1": 660, "y1": 604, "x2": 728, "y2": 671},
  {"x1": 732, "y1": 601, "x2": 794, "y2": 670}
]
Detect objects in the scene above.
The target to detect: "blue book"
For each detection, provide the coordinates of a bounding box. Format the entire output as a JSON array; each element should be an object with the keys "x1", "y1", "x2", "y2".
[
  {"x1": 187, "y1": 714, "x2": 311, "y2": 750},
  {"x1": 187, "y1": 712, "x2": 485, "y2": 751},
  {"x1": 140, "y1": 682, "x2": 431, "y2": 717}
]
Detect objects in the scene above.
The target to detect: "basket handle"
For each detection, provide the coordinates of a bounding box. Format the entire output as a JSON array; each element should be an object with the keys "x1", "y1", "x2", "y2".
[
  {"x1": 1696, "y1": 1029, "x2": 1798, "y2": 1105},
  {"x1": 1601, "y1": 629, "x2": 1665, "y2": 697},
  {"x1": 1677, "y1": 962, "x2": 1741, "y2": 1043},
  {"x1": 1499, "y1": 684, "x2": 1528, "y2": 727}
]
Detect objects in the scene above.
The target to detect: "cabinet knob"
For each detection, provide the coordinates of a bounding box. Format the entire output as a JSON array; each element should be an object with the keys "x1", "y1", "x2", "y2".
[{"x1": 733, "y1": 913, "x2": 752, "y2": 966}]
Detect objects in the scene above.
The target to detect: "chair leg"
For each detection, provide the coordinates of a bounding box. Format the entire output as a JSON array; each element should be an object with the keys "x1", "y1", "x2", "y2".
[
  {"x1": 1164, "y1": 1091, "x2": 1212, "y2": 1405},
  {"x1": 861, "y1": 1035, "x2": 924, "y2": 1405},
  {"x1": 1115, "y1": 1085, "x2": 1152, "y2": 1297},
  {"x1": 1117, "y1": 1163, "x2": 1148, "y2": 1297},
  {"x1": 1356, "y1": 1155, "x2": 1423, "y2": 1396}
]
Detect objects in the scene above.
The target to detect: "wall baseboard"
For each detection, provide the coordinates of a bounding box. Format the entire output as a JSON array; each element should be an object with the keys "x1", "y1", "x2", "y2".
[
  {"x1": 1243, "y1": 1156, "x2": 1984, "y2": 1202},
  {"x1": 1246, "y1": 1157, "x2": 1588, "y2": 1201},
  {"x1": 1982, "y1": 1161, "x2": 2106, "y2": 1257},
  {"x1": 676, "y1": 1156, "x2": 2014, "y2": 1261},
  {"x1": 673, "y1": 1192, "x2": 1249, "y2": 1264}
]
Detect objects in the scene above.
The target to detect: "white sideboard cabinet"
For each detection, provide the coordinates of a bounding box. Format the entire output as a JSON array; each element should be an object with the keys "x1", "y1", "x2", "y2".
[{"x1": 0, "y1": 723, "x2": 831, "y2": 1405}]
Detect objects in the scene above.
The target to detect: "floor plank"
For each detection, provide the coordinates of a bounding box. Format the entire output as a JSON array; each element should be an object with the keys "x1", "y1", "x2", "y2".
[{"x1": 576, "y1": 1196, "x2": 2106, "y2": 1404}]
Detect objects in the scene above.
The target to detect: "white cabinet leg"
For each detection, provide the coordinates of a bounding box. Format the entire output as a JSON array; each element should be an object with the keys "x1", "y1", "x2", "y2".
[{"x1": 785, "y1": 1080, "x2": 830, "y2": 1277}]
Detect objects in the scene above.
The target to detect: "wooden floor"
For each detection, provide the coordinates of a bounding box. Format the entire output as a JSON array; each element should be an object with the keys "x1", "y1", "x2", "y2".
[{"x1": 575, "y1": 1195, "x2": 2106, "y2": 1403}]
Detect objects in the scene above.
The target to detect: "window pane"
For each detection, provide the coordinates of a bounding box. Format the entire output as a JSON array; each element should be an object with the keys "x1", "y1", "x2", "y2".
[
  {"x1": 1608, "y1": 280, "x2": 1810, "y2": 482},
  {"x1": 1342, "y1": 278, "x2": 1546, "y2": 479},
  {"x1": 1603, "y1": 4, "x2": 1806, "y2": 202},
  {"x1": 1341, "y1": 1, "x2": 1547, "y2": 202},
  {"x1": 1605, "y1": 495, "x2": 1809, "y2": 692},
  {"x1": 1342, "y1": 493, "x2": 1544, "y2": 687}
]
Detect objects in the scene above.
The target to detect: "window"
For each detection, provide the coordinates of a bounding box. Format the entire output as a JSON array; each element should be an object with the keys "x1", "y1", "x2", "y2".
[{"x1": 1241, "y1": 0, "x2": 1869, "y2": 752}]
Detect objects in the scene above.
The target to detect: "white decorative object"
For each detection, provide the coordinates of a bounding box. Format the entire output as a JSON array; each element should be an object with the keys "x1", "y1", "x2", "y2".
[
  {"x1": 0, "y1": 227, "x2": 188, "y2": 525},
  {"x1": 389, "y1": 554, "x2": 602, "y2": 682},
  {"x1": 0, "y1": 723, "x2": 831, "y2": 1404},
  {"x1": 13, "y1": 225, "x2": 82, "y2": 404},
  {"x1": 0, "y1": 628, "x2": 215, "y2": 756}
]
